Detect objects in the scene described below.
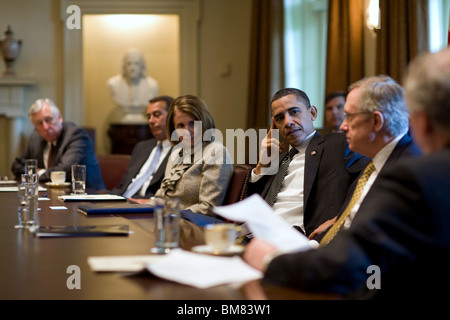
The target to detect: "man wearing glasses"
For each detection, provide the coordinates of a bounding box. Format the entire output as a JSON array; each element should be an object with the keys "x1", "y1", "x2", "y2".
[
  {"x1": 309, "y1": 75, "x2": 421, "y2": 242},
  {"x1": 11, "y1": 98, "x2": 105, "y2": 190}
]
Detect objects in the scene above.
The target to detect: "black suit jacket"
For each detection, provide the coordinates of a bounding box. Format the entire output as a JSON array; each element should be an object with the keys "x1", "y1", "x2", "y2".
[
  {"x1": 11, "y1": 122, "x2": 105, "y2": 190},
  {"x1": 313, "y1": 133, "x2": 422, "y2": 242},
  {"x1": 111, "y1": 139, "x2": 170, "y2": 198},
  {"x1": 248, "y1": 132, "x2": 369, "y2": 236},
  {"x1": 264, "y1": 147, "x2": 450, "y2": 300}
]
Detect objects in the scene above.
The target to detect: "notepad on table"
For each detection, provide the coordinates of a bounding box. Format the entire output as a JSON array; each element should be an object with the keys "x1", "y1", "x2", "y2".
[
  {"x1": 33, "y1": 224, "x2": 130, "y2": 237},
  {"x1": 77, "y1": 202, "x2": 154, "y2": 215}
]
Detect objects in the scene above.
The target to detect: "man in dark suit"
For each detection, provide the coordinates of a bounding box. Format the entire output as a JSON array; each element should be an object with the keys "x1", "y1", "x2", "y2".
[
  {"x1": 247, "y1": 88, "x2": 368, "y2": 237},
  {"x1": 111, "y1": 96, "x2": 173, "y2": 201},
  {"x1": 243, "y1": 48, "x2": 450, "y2": 299},
  {"x1": 11, "y1": 98, "x2": 105, "y2": 190},
  {"x1": 309, "y1": 75, "x2": 421, "y2": 243}
]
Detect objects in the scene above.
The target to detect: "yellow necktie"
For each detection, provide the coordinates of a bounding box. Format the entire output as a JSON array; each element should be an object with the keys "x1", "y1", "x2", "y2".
[{"x1": 320, "y1": 161, "x2": 375, "y2": 246}]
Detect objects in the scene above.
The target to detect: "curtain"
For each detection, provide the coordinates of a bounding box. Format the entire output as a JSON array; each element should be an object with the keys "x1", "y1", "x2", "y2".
[
  {"x1": 246, "y1": 0, "x2": 285, "y2": 130},
  {"x1": 376, "y1": 0, "x2": 429, "y2": 82},
  {"x1": 325, "y1": 0, "x2": 364, "y2": 96}
]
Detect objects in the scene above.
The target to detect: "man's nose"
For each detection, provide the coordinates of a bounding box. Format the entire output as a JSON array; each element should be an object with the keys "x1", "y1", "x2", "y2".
[
  {"x1": 284, "y1": 114, "x2": 294, "y2": 127},
  {"x1": 340, "y1": 119, "x2": 348, "y2": 132}
]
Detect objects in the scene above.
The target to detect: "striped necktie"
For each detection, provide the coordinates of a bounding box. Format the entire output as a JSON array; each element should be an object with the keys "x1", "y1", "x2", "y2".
[
  {"x1": 123, "y1": 142, "x2": 162, "y2": 198},
  {"x1": 320, "y1": 161, "x2": 376, "y2": 246},
  {"x1": 265, "y1": 147, "x2": 299, "y2": 207}
]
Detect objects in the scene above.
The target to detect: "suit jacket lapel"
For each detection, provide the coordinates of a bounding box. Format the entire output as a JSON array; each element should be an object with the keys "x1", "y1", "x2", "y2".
[
  {"x1": 304, "y1": 133, "x2": 324, "y2": 209},
  {"x1": 150, "y1": 147, "x2": 172, "y2": 185}
]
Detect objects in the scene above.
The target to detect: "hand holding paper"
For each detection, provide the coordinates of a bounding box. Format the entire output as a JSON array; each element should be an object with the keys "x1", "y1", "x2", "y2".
[{"x1": 213, "y1": 194, "x2": 317, "y2": 253}]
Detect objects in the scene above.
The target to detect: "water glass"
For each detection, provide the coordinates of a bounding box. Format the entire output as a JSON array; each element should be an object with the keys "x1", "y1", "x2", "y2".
[
  {"x1": 71, "y1": 164, "x2": 86, "y2": 194},
  {"x1": 24, "y1": 159, "x2": 38, "y2": 175},
  {"x1": 16, "y1": 173, "x2": 39, "y2": 229},
  {"x1": 151, "y1": 198, "x2": 180, "y2": 254}
]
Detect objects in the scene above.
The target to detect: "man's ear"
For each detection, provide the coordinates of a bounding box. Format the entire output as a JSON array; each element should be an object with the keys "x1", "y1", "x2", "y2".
[
  {"x1": 372, "y1": 111, "x2": 384, "y2": 132},
  {"x1": 310, "y1": 105, "x2": 318, "y2": 121}
]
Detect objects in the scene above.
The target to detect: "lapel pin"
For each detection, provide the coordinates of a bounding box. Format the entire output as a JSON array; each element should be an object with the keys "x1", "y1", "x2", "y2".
[{"x1": 311, "y1": 151, "x2": 317, "y2": 156}]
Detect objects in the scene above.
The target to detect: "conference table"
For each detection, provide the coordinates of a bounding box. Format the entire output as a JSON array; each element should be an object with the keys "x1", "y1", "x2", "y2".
[{"x1": 0, "y1": 182, "x2": 339, "y2": 301}]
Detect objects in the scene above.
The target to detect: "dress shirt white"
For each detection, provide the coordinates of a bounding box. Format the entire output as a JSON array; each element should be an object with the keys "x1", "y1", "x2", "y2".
[
  {"x1": 251, "y1": 131, "x2": 316, "y2": 230},
  {"x1": 134, "y1": 139, "x2": 171, "y2": 197},
  {"x1": 343, "y1": 132, "x2": 407, "y2": 228}
]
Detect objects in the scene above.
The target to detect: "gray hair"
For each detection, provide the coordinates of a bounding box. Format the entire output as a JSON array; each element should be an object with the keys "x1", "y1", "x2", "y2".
[
  {"x1": 403, "y1": 48, "x2": 450, "y2": 135},
  {"x1": 28, "y1": 98, "x2": 61, "y2": 121},
  {"x1": 348, "y1": 75, "x2": 409, "y2": 137}
]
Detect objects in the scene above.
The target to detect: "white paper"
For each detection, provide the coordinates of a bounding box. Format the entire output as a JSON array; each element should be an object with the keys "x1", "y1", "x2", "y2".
[
  {"x1": 58, "y1": 194, "x2": 126, "y2": 201},
  {"x1": 0, "y1": 180, "x2": 17, "y2": 185},
  {"x1": 146, "y1": 249, "x2": 262, "y2": 288},
  {"x1": 0, "y1": 186, "x2": 47, "y2": 192},
  {"x1": 213, "y1": 194, "x2": 316, "y2": 253},
  {"x1": 88, "y1": 255, "x2": 165, "y2": 272}
]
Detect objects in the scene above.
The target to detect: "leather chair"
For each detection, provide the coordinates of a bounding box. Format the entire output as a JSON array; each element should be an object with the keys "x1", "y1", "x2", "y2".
[
  {"x1": 97, "y1": 154, "x2": 131, "y2": 190},
  {"x1": 223, "y1": 164, "x2": 253, "y2": 205}
]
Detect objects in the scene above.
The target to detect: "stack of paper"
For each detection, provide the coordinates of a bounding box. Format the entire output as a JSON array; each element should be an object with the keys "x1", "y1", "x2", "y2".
[{"x1": 88, "y1": 250, "x2": 262, "y2": 288}]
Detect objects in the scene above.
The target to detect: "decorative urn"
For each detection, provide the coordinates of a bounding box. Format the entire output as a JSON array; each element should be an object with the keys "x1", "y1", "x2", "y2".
[{"x1": 0, "y1": 26, "x2": 22, "y2": 76}]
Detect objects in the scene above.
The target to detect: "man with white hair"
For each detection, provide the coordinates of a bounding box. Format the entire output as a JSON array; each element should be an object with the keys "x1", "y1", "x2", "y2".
[
  {"x1": 310, "y1": 75, "x2": 421, "y2": 243},
  {"x1": 11, "y1": 98, "x2": 105, "y2": 190}
]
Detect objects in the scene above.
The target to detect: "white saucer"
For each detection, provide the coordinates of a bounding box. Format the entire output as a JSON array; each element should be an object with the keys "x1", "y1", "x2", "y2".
[
  {"x1": 192, "y1": 244, "x2": 245, "y2": 256},
  {"x1": 45, "y1": 182, "x2": 71, "y2": 188}
]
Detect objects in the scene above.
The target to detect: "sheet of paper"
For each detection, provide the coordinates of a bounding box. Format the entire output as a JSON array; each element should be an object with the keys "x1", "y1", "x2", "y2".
[
  {"x1": 146, "y1": 249, "x2": 262, "y2": 288},
  {"x1": 0, "y1": 186, "x2": 47, "y2": 192},
  {"x1": 88, "y1": 255, "x2": 165, "y2": 272},
  {"x1": 0, "y1": 180, "x2": 17, "y2": 185},
  {"x1": 58, "y1": 194, "x2": 126, "y2": 201},
  {"x1": 50, "y1": 206, "x2": 68, "y2": 210},
  {"x1": 213, "y1": 194, "x2": 316, "y2": 253}
]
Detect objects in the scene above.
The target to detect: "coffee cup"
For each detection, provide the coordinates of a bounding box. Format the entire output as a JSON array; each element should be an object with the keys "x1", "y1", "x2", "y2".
[
  {"x1": 204, "y1": 223, "x2": 237, "y2": 252},
  {"x1": 51, "y1": 171, "x2": 66, "y2": 184}
]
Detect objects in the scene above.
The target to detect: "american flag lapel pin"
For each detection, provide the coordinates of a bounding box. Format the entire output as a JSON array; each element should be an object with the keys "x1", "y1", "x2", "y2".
[{"x1": 311, "y1": 151, "x2": 317, "y2": 156}]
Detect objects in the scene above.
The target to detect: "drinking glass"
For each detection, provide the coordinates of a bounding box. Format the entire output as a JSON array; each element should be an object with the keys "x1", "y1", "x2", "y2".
[
  {"x1": 71, "y1": 164, "x2": 86, "y2": 194},
  {"x1": 24, "y1": 159, "x2": 38, "y2": 175},
  {"x1": 16, "y1": 173, "x2": 39, "y2": 229}
]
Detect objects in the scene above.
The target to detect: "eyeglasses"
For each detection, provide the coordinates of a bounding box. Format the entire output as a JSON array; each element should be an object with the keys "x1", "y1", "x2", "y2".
[{"x1": 343, "y1": 111, "x2": 373, "y2": 121}]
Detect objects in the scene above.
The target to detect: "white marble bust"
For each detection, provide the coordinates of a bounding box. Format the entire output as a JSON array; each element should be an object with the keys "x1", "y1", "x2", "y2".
[{"x1": 107, "y1": 48, "x2": 159, "y2": 123}]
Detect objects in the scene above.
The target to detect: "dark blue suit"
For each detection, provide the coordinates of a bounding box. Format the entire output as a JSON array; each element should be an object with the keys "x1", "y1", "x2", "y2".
[
  {"x1": 11, "y1": 122, "x2": 105, "y2": 190},
  {"x1": 111, "y1": 139, "x2": 170, "y2": 198},
  {"x1": 313, "y1": 133, "x2": 422, "y2": 242}
]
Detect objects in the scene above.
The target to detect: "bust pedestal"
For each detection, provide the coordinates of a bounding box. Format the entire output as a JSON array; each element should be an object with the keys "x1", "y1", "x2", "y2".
[{"x1": 108, "y1": 123, "x2": 153, "y2": 154}]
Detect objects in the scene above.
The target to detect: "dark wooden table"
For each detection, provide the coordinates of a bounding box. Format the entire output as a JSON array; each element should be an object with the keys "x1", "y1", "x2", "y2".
[{"x1": 0, "y1": 184, "x2": 339, "y2": 301}]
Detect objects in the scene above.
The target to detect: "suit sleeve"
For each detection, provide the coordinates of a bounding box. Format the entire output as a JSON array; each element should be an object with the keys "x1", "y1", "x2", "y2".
[{"x1": 264, "y1": 162, "x2": 426, "y2": 298}]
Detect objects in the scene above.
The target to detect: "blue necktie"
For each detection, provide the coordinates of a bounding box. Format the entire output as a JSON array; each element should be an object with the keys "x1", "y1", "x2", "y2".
[{"x1": 123, "y1": 143, "x2": 162, "y2": 198}]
